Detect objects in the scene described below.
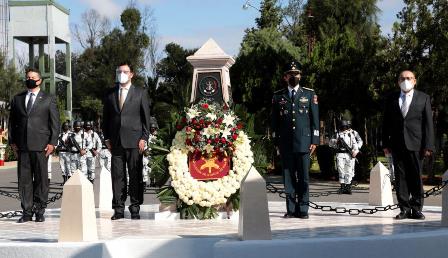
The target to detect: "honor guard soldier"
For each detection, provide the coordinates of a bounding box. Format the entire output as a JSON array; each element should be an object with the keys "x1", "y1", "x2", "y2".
[
  {"x1": 69, "y1": 121, "x2": 92, "y2": 181},
  {"x1": 56, "y1": 121, "x2": 72, "y2": 185},
  {"x1": 330, "y1": 120, "x2": 363, "y2": 194},
  {"x1": 271, "y1": 62, "x2": 319, "y2": 219},
  {"x1": 84, "y1": 121, "x2": 101, "y2": 183}
]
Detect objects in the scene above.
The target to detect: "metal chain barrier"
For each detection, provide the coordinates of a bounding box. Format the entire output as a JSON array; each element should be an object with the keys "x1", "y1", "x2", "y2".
[
  {"x1": 266, "y1": 179, "x2": 448, "y2": 216},
  {"x1": 0, "y1": 191, "x2": 63, "y2": 219}
]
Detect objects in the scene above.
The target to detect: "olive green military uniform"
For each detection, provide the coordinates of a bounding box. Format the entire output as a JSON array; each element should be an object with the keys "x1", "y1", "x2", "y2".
[{"x1": 271, "y1": 86, "x2": 319, "y2": 216}]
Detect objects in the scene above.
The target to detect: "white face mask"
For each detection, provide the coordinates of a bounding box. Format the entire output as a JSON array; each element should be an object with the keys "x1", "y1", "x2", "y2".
[
  {"x1": 117, "y1": 72, "x2": 129, "y2": 84},
  {"x1": 400, "y1": 80, "x2": 414, "y2": 92}
]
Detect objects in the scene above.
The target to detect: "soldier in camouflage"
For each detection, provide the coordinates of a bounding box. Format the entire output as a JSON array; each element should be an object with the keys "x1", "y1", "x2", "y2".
[{"x1": 69, "y1": 121, "x2": 92, "y2": 181}]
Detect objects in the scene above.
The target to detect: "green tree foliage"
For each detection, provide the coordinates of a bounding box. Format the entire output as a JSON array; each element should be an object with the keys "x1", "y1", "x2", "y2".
[
  {"x1": 256, "y1": 0, "x2": 282, "y2": 29},
  {"x1": 303, "y1": 0, "x2": 385, "y2": 126},
  {"x1": 0, "y1": 54, "x2": 23, "y2": 103},
  {"x1": 150, "y1": 43, "x2": 196, "y2": 137}
]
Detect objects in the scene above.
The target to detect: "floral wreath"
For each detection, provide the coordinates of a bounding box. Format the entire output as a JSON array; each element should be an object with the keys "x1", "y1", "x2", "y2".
[{"x1": 166, "y1": 101, "x2": 254, "y2": 207}]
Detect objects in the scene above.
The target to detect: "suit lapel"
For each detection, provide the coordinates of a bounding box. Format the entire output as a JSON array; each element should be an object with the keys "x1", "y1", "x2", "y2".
[
  {"x1": 18, "y1": 93, "x2": 27, "y2": 114},
  {"x1": 405, "y1": 90, "x2": 418, "y2": 119},
  {"x1": 113, "y1": 86, "x2": 120, "y2": 112}
]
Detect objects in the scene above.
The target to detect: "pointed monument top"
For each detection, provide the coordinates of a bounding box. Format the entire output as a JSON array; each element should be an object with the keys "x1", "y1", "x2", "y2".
[
  {"x1": 193, "y1": 38, "x2": 227, "y2": 57},
  {"x1": 65, "y1": 170, "x2": 91, "y2": 186}
]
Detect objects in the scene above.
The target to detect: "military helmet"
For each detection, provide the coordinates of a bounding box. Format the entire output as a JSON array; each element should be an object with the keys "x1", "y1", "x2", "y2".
[
  {"x1": 84, "y1": 121, "x2": 93, "y2": 128},
  {"x1": 73, "y1": 120, "x2": 82, "y2": 128},
  {"x1": 284, "y1": 61, "x2": 302, "y2": 75},
  {"x1": 340, "y1": 120, "x2": 351, "y2": 129},
  {"x1": 62, "y1": 121, "x2": 70, "y2": 128}
]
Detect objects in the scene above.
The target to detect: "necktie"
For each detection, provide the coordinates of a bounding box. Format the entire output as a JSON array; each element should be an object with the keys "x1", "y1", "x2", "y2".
[
  {"x1": 26, "y1": 93, "x2": 34, "y2": 113},
  {"x1": 291, "y1": 89, "x2": 296, "y2": 102},
  {"x1": 401, "y1": 95, "x2": 408, "y2": 117},
  {"x1": 119, "y1": 88, "x2": 126, "y2": 110}
]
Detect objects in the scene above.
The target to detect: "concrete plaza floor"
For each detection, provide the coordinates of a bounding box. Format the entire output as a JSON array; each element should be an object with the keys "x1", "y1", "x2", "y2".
[{"x1": 0, "y1": 159, "x2": 446, "y2": 258}]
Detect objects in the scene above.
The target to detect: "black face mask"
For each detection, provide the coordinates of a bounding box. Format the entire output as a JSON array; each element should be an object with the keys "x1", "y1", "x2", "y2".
[
  {"x1": 74, "y1": 127, "x2": 81, "y2": 133},
  {"x1": 288, "y1": 76, "x2": 300, "y2": 87},
  {"x1": 63, "y1": 126, "x2": 70, "y2": 131},
  {"x1": 25, "y1": 79, "x2": 39, "y2": 89}
]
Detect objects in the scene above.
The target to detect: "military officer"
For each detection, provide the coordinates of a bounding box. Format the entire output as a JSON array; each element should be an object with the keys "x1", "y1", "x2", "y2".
[
  {"x1": 56, "y1": 121, "x2": 72, "y2": 185},
  {"x1": 271, "y1": 62, "x2": 319, "y2": 219}
]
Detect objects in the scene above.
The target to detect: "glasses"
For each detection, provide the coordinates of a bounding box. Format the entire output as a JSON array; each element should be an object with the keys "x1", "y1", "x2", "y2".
[{"x1": 399, "y1": 76, "x2": 414, "y2": 81}]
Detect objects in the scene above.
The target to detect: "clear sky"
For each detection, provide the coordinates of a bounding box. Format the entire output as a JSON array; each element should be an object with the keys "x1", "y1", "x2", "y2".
[{"x1": 56, "y1": 0, "x2": 405, "y2": 56}]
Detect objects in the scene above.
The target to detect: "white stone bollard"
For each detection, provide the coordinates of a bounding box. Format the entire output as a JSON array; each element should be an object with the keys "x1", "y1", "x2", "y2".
[
  {"x1": 98, "y1": 167, "x2": 113, "y2": 210},
  {"x1": 368, "y1": 162, "x2": 394, "y2": 206},
  {"x1": 238, "y1": 167, "x2": 271, "y2": 240},
  {"x1": 442, "y1": 170, "x2": 448, "y2": 227},
  {"x1": 59, "y1": 170, "x2": 98, "y2": 242}
]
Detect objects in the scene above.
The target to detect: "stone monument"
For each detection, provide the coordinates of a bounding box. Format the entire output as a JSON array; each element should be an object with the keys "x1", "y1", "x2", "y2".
[
  {"x1": 59, "y1": 170, "x2": 98, "y2": 242},
  {"x1": 368, "y1": 161, "x2": 394, "y2": 206},
  {"x1": 187, "y1": 38, "x2": 235, "y2": 106},
  {"x1": 238, "y1": 167, "x2": 271, "y2": 240}
]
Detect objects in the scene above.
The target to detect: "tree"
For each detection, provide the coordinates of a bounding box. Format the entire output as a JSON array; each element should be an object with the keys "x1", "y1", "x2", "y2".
[
  {"x1": 303, "y1": 0, "x2": 385, "y2": 133},
  {"x1": 71, "y1": 9, "x2": 111, "y2": 49},
  {"x1": 256, "y1": 0, "x2": 282, "y2": 29},
  {"x1": 150, "y1": 43, "x2": 196, "y2": 132}
]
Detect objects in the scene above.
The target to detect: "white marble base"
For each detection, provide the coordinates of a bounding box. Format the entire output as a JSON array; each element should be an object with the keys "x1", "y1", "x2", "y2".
[
  {"x1": 153, "y1": 210, "x2": 239, "y2": 220},
  {"x1": 0, "y1": 202, "x2": 446, "y2": 258}
]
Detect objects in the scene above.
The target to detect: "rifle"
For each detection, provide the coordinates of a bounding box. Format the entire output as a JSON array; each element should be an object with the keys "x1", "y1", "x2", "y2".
[
  {"x1": 69, "y1": 134, "x2": 83, "y2": 154},
  {"x1": 56, "y1": 134, "x2": 69, "y2": 152},
  {"x1": 336, "y1": 133, "x2": 359, "y2": 162}
]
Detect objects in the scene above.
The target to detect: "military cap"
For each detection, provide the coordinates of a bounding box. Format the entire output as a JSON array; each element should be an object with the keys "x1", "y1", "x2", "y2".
[{"x1": 284, "y1": 61, "x2": 302, "y2": 75}]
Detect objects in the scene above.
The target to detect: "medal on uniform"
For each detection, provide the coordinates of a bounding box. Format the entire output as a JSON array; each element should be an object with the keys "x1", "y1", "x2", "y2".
[{"x1": 299, "y1": 97, "x2": 308, "y2": 104}]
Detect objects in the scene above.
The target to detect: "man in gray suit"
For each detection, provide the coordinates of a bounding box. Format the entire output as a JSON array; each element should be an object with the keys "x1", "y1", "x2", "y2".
[
  {"x1": 102, "y1": 63, "x2": 151, "y2": 220},
  {"x1": 8, "y1": 68, "x2": 60, "y2": 223},
  {"x1": 382, "y1": 70, "x2": 434, "y2": 220}
]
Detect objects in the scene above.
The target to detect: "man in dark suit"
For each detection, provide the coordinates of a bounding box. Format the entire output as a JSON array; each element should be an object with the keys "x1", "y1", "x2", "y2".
[
  {"x1": 102, "y1": 63, "x2": 151, "y2": 220},
  {"x1": 8, "y1": 68, "x2": 60, "y2": 223},
  {"x1": 382, "y1": 70, "x2": 434, "y2": 220},
  {"x1": 271, "y1": 62, "x2": 319, "y2": 219}
]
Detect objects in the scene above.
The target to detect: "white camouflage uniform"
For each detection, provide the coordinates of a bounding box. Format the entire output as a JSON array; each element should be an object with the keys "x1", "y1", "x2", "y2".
[
  {"x1": 335, "y1": 129, "x2": 363, "y2": 184},
  {"x1": 98, "y1": 132, "x2": 111, "y2": 172},
  {"x1": 85, "y1": 130, "x2": 101, "y2": 180},
  {"x1": 70, "y1": 130, "x2": 92, "y2": 178},
  {"x1": 57, "y1": 131, "x2": 72, "y2": 177}
]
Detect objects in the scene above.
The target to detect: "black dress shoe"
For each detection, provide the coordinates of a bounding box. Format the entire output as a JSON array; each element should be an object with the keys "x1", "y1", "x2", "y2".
[
  {"x1": 131, "y1": 213, "x2": 140, "y2": 220},
  {"x1": 35, "y1": 214, "x2": 45, "y2": 222},
  {"x1": 111, "y1": 213, "x2": 124, "y2": 220},
  {"x1": 297, "y1": 213, "x2": 309, "y2": 219},
  {"x1": 395, "y1": 211, "x2": 411, "y2": 220},
  {"x1": 283, "y1": 213, "x2": 295, "y2": 218},
  {"x1": 17, "y1": 216, "x2": 32, "y2": 223},
  {"x1": 411, "y1": 211, "x2": 425, "y2": 220}
]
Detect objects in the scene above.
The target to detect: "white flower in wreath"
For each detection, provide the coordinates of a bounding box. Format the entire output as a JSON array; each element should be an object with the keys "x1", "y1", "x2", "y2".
[
  {"x1": 204, "y1": 144, "x2": 214, "y2": 154},
  {"x1": 221, "y1": 128, "x2": 232, "y2": 139},
  {"x1": 186, "y1": 108, "x2": 200, "y2": 121},
  {"x1": 206, "y1": 113, "x2": 217, "y2": 121},
  {"x1": 222, "y1": 114, "x2": 235, "y2": 126},
  {"x1": 203, "y1": 126, "x2": 216, "y2": 138}
]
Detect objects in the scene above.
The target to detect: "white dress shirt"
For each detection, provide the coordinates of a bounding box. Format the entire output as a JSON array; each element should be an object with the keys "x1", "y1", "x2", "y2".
[
  {"x1": 25, "y1": 89, "x2": 40, "y2": 109},
  {"x1": 399, "y1": 89, "x2": 414, "y2": 117}
]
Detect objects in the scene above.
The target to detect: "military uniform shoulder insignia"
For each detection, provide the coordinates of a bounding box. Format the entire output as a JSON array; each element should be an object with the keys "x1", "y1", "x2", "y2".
[
  {"x1": 302, "y1": 87, "x2": 315, "y2": 91},
  {"x1": 274, "y1": 88, "x2": 286, "y2": 94}
]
